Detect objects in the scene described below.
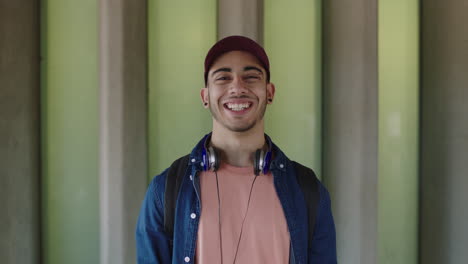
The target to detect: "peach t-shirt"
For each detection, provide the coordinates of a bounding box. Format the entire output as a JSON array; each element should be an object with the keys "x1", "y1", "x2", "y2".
[{"x1": 195, "y1": 163, "x2": 290, "y2": 263}]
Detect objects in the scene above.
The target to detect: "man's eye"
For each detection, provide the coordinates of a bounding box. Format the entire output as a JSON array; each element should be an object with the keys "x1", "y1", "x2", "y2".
[
  {"x1": 216, "y1": 76, "x2": 230, "y2": 81},
  {"x1": 245, "y1": 75, "x2": 260, "y2": 80}
]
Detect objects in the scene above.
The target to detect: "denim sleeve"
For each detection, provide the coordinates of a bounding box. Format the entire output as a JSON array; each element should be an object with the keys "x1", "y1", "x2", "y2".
[
  {"x1": 309, "y1": 183, "x2": 337, "y2": 264},
  {"x1": 135, "y1": 169, "x2": 172, "y2": 264}
]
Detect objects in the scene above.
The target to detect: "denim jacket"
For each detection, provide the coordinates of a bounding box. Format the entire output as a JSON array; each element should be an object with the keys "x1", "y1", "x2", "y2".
[{"x1": 136, "y1": 135, "x2": 337, "y2": 264}]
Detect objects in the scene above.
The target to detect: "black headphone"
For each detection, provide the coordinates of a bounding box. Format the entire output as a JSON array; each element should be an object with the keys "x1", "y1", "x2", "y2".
[{"x1": 201, "y1": 134, "x2": 273, "y2": 176}]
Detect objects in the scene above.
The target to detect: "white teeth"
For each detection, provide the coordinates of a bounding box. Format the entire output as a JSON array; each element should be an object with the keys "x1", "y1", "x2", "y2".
[{"x1": 227, "y1": 103, "x2": 250, "y2": 111}]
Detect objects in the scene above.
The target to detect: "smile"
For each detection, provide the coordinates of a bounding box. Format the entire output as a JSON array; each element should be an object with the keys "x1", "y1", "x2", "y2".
[{"x1": 224, "y1": 102, "x2": 252, "y2": 112}]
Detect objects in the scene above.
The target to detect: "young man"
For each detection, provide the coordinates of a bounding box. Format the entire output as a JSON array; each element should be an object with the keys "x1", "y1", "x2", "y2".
[{"x1": 136, "y1": 36, "x2": 337, "y2": 264}]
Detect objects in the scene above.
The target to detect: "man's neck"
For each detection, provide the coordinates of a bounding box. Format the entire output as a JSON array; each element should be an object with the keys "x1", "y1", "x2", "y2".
[{"x1": 210, "y1": 123, "x2": 265, "y2": 167}]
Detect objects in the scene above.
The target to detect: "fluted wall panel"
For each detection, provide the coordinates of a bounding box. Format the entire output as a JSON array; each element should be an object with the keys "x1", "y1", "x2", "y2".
[
  {"x1": 264, "y1": 0, "x2": 322, "y2": 175},
  {"x1": 41, "y1": 1, "x2": 99, "y2": 263},
  {"x1": 148, "y1": 0, "x2": 216, "y2": 179}
]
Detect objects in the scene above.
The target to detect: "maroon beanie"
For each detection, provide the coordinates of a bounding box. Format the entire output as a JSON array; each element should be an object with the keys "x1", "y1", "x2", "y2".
[{"x1": 204, "y1": 35, "x2": 270, "y2": 85}]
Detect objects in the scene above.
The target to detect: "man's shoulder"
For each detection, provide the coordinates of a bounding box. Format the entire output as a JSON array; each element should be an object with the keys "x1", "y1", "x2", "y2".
[
  {"x1": 148, "y1": 167, "x2": 170, "y2": 195},
  {"x1": 287, "y1": 160, "x2": 329, "y2": 198},
  {"x1": 150, "y1": 154, "x2": 192, "y2": 194},
  {"x1": 165, "y1": 154, "x2": 191, "y2": 181},
  {"x1": 150, "y1": 154, "x2": 190, "y2": 181},
  {"x1": 290, "y1": 161, "x2": 318, "y2": 177},
  {"x1": 289, "y1": 161, "x2": 320, "y2": 189}
]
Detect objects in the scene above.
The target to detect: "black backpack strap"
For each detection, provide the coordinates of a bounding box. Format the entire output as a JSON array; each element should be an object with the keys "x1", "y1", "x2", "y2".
[
  {"x1": 164, "y1": 154, "x2": 190, "y2": 237},
  {"x1": 292, "y1": 161, "x2": 320, "y2": 248}
]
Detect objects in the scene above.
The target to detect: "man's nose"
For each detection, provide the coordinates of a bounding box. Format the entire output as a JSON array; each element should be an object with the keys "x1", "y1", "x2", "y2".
[{"x1": 229, "y1": 76, "x2": 247, "y2": 95}]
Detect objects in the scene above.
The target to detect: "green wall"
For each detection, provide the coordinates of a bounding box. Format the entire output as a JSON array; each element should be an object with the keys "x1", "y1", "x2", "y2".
[
  {"x1": 378, "y1": 0, "x2": 419, "y2": 263},
  {"x1": 264, "y1": 0, "x2": 322, "y2": 176},
  {"x1": 148, "y1": 0, "x2": 216, "y2": 179},
  {"x1": 41, "y1": 1, "x2": 99, "y2": 263}
]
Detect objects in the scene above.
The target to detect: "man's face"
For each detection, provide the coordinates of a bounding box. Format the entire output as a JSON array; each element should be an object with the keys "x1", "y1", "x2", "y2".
[{"x1": 201, "y1": 50, "x2": 275, "y2": 133}]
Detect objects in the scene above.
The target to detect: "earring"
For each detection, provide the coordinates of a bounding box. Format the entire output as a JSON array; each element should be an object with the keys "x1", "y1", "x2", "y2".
[
  {"x1": 204, "y1": 102, "x2": 208, "y2": 106},
  {"x1": 268, "y1": 99, "x2": 272, "y2": 102}
]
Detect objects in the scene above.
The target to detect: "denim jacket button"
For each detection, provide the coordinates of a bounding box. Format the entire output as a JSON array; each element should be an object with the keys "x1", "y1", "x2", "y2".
[
  {"x1": 190, "y1": 213, "x2": 196, "y2": 219},
  {"x1": 189, "y1": 175, "x2": 193, "y2": 181},
  {"x1": 191, "y1": 158, "x2": 196, "y2": 163},
  {"x1": 280, "y1": 163, "x2": 284, "y2": 169},
  {"x1": 184, "y1": 256, "x2": 190, "y2": 262}
]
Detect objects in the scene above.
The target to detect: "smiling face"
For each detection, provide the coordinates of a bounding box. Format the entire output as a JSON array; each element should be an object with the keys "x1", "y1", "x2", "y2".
[{"x1": 201, "y1": 51, "x2": 275, "y2": 133}]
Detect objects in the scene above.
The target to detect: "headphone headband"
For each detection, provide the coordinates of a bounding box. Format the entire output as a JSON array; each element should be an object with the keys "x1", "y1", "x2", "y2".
[{"x1": 201, "y1": 134, "x2": 273, "y2": 176}]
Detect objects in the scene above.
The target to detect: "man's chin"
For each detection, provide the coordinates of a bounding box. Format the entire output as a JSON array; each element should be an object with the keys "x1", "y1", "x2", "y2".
[
  {"x1": 210, "y1": 110, "x2": 263, "y2": 133},
  {"x1": 223, "y1": 121, "x2": 257, "y2": 133}
]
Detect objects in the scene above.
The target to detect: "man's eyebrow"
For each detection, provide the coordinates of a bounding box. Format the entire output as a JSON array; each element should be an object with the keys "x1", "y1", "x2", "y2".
[
  {"x1": 211, "y1": 67, "x2": 231, "y2": 76},
  {"x1": 244, "y1": 66, "x2": 263, "y2": 74}
]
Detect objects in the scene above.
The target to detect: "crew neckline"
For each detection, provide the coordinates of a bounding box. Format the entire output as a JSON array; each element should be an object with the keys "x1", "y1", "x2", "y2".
[{"x1": 219, "y1": 162, "x2": 254, "y2": 175}]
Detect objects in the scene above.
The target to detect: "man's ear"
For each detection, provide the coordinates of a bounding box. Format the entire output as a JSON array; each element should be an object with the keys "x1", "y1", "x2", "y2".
[
  {"x1": 200, "y1": 87, "x2": 209, "y2": 108},
  {"x1": 266, "y1": 82, "x2": 276, "y2": 104}
]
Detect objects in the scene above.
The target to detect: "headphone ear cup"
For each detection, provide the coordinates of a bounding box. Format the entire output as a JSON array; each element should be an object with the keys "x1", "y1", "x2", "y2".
[
  {"x1": 202, "y1": 147, "x2": 209, "y2": 171},
  {"x1": 209, "y1": 146, "x2": 220, "y2": 171},
  {"x1": 263, "y1": 150, "x2": 272, "y2": 175},
  {"x1": 254, "y1": 149, "x2": 261, "y2": 176}
]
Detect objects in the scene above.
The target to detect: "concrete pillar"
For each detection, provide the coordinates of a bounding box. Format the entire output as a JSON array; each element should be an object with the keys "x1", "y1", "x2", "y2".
[
  {"x1": 99, "y1": 0, "x2": 148, "y2": 263},
  {"x1": 218, "y1": 0, "x2": 263, "y2": 43},
  {"x1": 322, "y1": 1, "x2": 378, "y2": 263},
  {"x1": 420, "y1": 0, "x2": 468, "y2": 263},
  {"x1": 0, "y1": 1, "x2": 40, "y2": 263}
]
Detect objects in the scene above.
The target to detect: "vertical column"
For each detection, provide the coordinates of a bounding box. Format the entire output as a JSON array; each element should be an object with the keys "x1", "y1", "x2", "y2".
[
  {"x1": 0, "y1": 1, "x2": 40, "y2": 263},
  {"x1": 378, "y1": 1, "x2": 419, "y2": 263},
  {"x1": 99, "y1": 0, "x2": 148, "y2": 263},
  {"x1": 264, "y1": 0, "x2": 322, "y2": 174},
  {"x1": 218, "y1": 0, "x2": 263, "y2": 43},
  {"x1": 148, "y1": 0, "x2": 216, "y2": 178},
  {"x1": 41, "y1": 1, "x2": 99, "y2": 263},
  {"x1": 420, "y1": 0, "x2": 468, "y2": 263},
  {"x1": 322, "y1": 0, "x2": 378, "y2": 263}
]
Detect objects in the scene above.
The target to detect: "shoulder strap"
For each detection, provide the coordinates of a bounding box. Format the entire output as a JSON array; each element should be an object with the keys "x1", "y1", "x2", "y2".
[
  {"x1": 164, "y1": 154, "x2": 190, "y2": 237},
  {"x1": 292, "y1": 161, "x2": 320, "y2": 248}
]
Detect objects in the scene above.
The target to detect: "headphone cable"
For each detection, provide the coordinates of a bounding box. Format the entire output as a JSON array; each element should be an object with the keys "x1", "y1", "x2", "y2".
[
  {"x1": 215, "y1": 170, "x2": 258, "y2": 264},
  {"x1": 215, "y1": 171, "x2": 224, "y2": 264},
  {"x1": 232, "y1": 173, "x2": 258, "y2": 264}
]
